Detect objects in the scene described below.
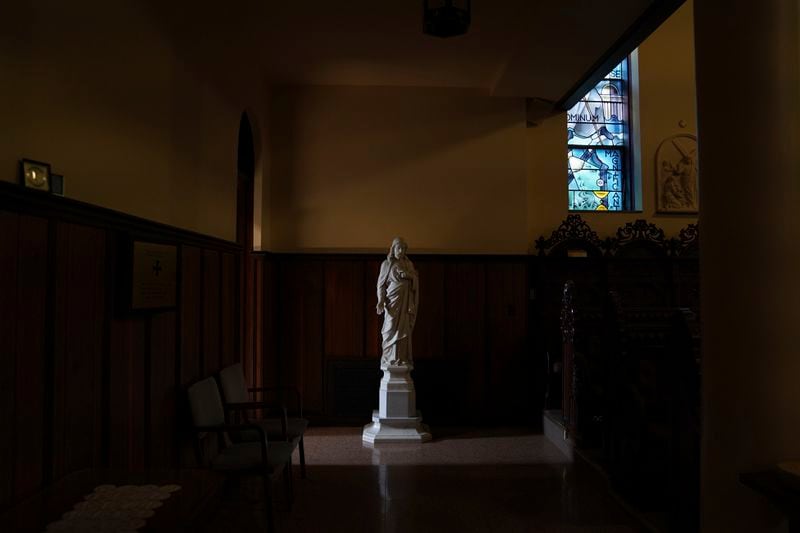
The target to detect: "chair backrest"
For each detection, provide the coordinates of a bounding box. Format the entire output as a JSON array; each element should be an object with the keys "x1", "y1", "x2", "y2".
[
  {"x1": 187, "y1": 377, "x2": 226, "y2": 427},
  {"x1": 219, "y1": 363, "x2": 249, "y2": 404}
]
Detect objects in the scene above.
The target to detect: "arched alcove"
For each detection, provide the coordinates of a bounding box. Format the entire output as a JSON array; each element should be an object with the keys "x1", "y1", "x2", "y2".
[
  {"x1": 235, "y1": 111, "x2": 263, "y2": 390},
  {"x1": 236, "y1": 113, "x2": 255, "y2": 249}
]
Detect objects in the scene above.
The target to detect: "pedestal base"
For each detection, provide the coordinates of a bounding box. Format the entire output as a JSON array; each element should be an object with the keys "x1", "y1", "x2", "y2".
[
  {"x1": 362, "y1": 363, "x2": 432, "y2": 445},
  {"x1": 362, "y1": 410, "x2": 432, "y2": 444}
]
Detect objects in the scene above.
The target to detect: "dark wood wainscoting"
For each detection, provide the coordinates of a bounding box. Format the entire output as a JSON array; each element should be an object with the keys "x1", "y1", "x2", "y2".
[
  {"x1": 256, "y1": 254, "x2": 535, "y2": 426},
  {"x1": 0, "y1": 183, "x2": 251, "y2": 509},
  {"x1": 255, "y1": 219, "x2": 699, "y2": 428}
]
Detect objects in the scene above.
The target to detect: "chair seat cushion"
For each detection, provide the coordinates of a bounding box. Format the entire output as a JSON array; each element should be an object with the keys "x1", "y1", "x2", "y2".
[
  {"x1": 211, "y1": 441, "x2": 294, "y2": 475},
  {"x1": 228, "y1": 418, "x2": 308, "y2": 446},
  {"x1": 259, "y1": 417, "x2": 309, "y2": 439}
]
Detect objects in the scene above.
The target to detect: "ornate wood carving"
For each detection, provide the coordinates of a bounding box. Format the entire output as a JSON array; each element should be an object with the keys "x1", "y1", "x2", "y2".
[
  {"x1": 535, "y1": 214, "x2": 603, "y2": 256},
  {"x1": 671, "y1": 223, "x2": 699, "y2": 257},
  {"x1": 561, "y1": 281, "x2": 576, "y2": 433},
  {"x1": 533, "y1": 217, "x2": 701, "y2": 522},
  {"x1": 561, "y1": 281, "x2": 575, "y2": 344},
  {"x1": 612, "y1": 219, "x2": 667, "y2": 251},
  {"x1": 603, "y1": 220, "x2": 671, "y2": 305},
  {"x1": 535, "y1": 218, "x2": 698, "y2": 258}
]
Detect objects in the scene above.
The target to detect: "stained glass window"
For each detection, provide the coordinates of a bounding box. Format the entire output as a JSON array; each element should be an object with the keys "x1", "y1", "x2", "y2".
[{"x1": 567, "y1": 59, "x2": 630, "y2": 211}]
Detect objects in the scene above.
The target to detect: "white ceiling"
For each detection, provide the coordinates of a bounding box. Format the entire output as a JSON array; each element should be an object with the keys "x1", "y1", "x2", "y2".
[
  {"x1": 259, "y1": 0, "x2": 654, "y2": 101},
  {"x1": 151, "y1": 0, "x2": 666, "y2": 103}
]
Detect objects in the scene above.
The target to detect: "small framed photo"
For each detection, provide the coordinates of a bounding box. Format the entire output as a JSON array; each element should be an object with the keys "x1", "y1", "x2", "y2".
[
  {"x1": 50, "y1": 174, "x2": 64, "y2": 196},
  {"x1": 20, "y1": 159, "x2": 51, "y2": 192}
]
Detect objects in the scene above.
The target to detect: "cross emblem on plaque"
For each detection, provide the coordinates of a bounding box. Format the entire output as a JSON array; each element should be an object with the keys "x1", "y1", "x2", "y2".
[{"x1": 152, "y1": 260, "x2": 162, "y2": 276}]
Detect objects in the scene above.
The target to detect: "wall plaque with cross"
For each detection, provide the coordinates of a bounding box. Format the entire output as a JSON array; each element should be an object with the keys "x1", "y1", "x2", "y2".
[{"x1": 131, "y1": 241, "x2": 177, "y2": 310}]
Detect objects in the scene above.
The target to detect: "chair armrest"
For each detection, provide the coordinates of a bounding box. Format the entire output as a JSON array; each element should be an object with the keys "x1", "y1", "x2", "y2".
[
  {"x1": 224, "y1": 403, "x2": 290, "y2": 439},
  {"x1": 225, "y1": 402, "x2": 285, "y2": 414},
  {"x1": 191, "y1": 423, "x2": 265, "y2": 434},
  {"x1": 190, "y1": 424, "x2": 270, "y2": 463},
  {"x1": 248, "y1": 386, "x2": 303, "y2": 416}
]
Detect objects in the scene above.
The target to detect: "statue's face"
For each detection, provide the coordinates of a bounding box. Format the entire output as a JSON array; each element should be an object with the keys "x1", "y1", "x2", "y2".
[{"x1": 393, "y1": 242, "x2": 406, "y2": 259}]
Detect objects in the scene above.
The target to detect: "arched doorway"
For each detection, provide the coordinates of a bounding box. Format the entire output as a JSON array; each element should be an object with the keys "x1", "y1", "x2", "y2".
[
  {"x1": 236, "y1": 113, "x2": 255, "y2": 248},
  {"x1": 236, "y1": 113, "x2": 257, "y2": 385}
]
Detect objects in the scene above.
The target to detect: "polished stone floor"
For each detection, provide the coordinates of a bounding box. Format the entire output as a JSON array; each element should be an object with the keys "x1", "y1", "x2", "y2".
[{"x1": 199, "y1": 427, "x2": 648, "y2": 532}]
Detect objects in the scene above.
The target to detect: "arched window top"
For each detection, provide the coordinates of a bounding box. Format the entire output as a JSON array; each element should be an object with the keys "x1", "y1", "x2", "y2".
[{"x1": 600, "y1": 84, "x2": 619, "y2": 97}]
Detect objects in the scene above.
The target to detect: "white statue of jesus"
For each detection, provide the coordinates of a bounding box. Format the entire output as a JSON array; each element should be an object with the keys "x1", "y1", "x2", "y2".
[{"x1": 376, "y1": 237, "x2": 418, "y2": 367}]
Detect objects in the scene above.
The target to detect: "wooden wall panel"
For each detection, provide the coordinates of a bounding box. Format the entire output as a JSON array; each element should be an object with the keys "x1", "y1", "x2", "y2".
[
  {"x1": 0, "y1": 186, "x2": 246, "y2": 502},
  {"x1": 324, "y1": 260, "x2": 364, "y2": 358},
  {"x1": 278, "y1": 259, "x2": 324, "y2": 414},
  {"x1": 53, "y1": 223, "x2": 106, "y2": 479},
  {"x1": 242, "y1": 254, "x2": 254, "y2": 391},
  {"x1": 108, "y1": 319, "x2": 146, "y2": 470},
  {"x1": 413, "y1": 259, "x2": 445, "y2": 359},
  {"x1": 220, "y1": 253, "x2": 237, "y2": 370},
  {"x1": 202, "y1": 250, "x2": 221, "y2": 376},
  {"x1": 250, "y1": 255, "x2": 261, "y2": 391},
  {"x1": 445, "y1": 261, "x2": 486, "y2": 412},
  {"x1": 178, "y1": 246, "x2": 202, "y2": 467},
  {"x1": 270, "y1": 255, "x2": 539, "y2": 422},
  {"x1": 364, "y1": 260, "x2": 382, "y2": 359},
  {"x1": 487, "y1": 261, "x2": 529, "y2": 416},
  {"x1": 261, "y1": 257, "x2": 279, "y2": 388},
  {"x1": 0, "y1": 212, "x2": 18, "y2": 506},
  {"x1": 149, "y1": 311, "x2": 177, "y2": 468},
  {"x1": 13, "y1": 216, "x2": 48, "y2": 497},
  {"x1": 180, "y1": 246, "x2": 202, "y2": 386}
]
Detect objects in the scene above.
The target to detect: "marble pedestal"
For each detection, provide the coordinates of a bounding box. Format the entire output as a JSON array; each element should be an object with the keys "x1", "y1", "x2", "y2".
[{"x1": 362, "y1": 364, "x2": 432, "y2": 444}]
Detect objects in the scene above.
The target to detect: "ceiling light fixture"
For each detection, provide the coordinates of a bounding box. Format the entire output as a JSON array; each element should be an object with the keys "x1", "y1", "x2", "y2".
[{"x1": 423, "y1": 0, "x2": 471, "y2": 38}]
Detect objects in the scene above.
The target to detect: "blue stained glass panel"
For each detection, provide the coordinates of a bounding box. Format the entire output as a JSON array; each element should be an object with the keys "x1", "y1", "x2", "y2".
[
  {"x1": 593, "y1": 79, "x2": 624, "y2": 96},
  {"x1": 567, "y1": 58, "x2": 629, "y2": 211},
  {"x1": 570, "y1": 98, "x2": 627, "y2": 125},
  {"x1": 568, "y1": 191, "x2": 623, "y2": 211},
  {"x1": 569, "y1": 191, "x2": 602, "y2": 210},
  {"x1": 568, "y1": 148, "x2": 623, "y2": 172},
  {"x1": 605, "y1": 60, "x2": 626, "y2": 80},
  {"x1": 568, "y1": 167, "x2": 623, "y2": 192},
  {"x1": 566, "y1": 119, "x2": 624, "y2": 146}
]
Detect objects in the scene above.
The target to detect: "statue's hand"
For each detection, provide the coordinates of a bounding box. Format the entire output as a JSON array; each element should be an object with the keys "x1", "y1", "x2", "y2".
[{"x1": 376, "y1": 304, "x2": 384, "y2": 315}]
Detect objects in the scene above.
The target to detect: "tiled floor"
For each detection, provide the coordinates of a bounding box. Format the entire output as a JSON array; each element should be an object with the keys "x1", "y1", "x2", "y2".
[{"x1": 199, "y1": 427, "x2": 648, "y2": 532}]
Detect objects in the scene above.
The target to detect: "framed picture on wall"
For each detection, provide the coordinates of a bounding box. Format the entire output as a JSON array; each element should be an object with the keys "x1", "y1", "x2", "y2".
[
  {"x1": 50, "y1": 174, "x2": 65, "y2": 196},
  {"x1": 655, "y1": 134, "x2": 699, "y2": 214},
  {"x1": 20, "y1": 158, "x2": 51, "y2": 192},
  {"x1": 126, "y1": 240, "x2": 178, "y2": 311}
]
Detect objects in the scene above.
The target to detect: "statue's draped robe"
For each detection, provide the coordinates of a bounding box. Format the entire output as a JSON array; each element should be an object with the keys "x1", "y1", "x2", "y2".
[{"x1": 378, "y1": 258, "x2": 418, "y2": 366}]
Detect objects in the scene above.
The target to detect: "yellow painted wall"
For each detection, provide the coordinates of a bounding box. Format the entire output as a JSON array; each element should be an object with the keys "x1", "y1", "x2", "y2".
[
  {"x1": 267, "y1": 86, "x2": 528, "y2": 253},
  {"x1": 526, "y1": 0, "x2": 698, "y2": 244},
  {"x1": 695, "y1": 0, "x2": 800, "y2": 530},
  {"x1": 266, "y1": 2, "x2": 697, "y2": 253},
  {"x1": 0, "y1": 0, "x2": 267, "y2": 242},
  {"x1": 1, "y1": 1, "x2": 696, "y2": 251}
]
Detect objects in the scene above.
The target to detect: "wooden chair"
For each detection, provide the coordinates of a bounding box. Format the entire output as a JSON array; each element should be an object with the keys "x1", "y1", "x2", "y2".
[
  {"x1": 219, "y1": 363, "x2": 309, "y2": 478},
  {"x1": 187, "y1": 377, "x2": 294, "y2": 532}
]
